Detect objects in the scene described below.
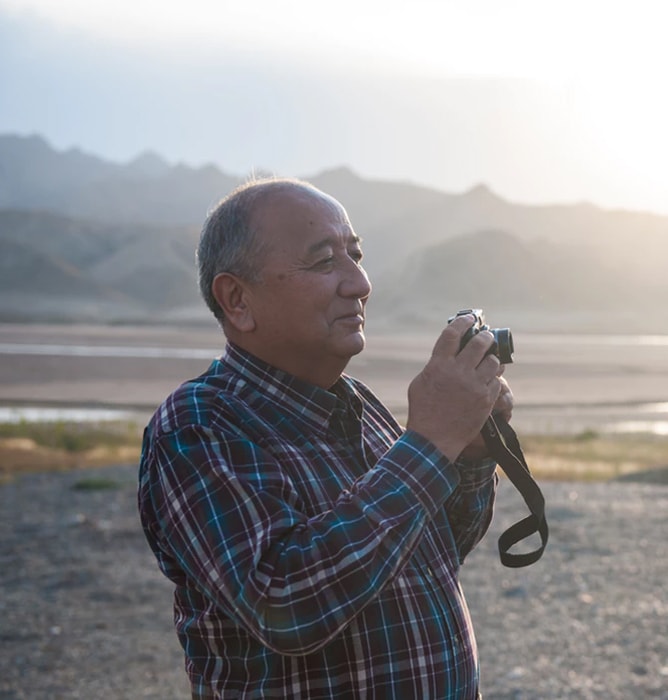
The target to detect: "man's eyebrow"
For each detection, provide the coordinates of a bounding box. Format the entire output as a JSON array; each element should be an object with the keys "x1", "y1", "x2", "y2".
[{"x1": 306, "y1": 234, "x2": 363, "y2": 255}]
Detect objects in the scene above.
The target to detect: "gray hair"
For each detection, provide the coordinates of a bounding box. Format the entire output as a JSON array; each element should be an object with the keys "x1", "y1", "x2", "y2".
[{"x1": 197, "y1": 177, "x2": 317, "y2": 324}]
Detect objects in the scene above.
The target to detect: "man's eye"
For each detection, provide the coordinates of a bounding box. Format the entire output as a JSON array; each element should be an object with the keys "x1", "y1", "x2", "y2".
[
  {"x1": 349, "y1": 250, "x2": 363, "y2": 263},
  {"x1": 312, "y1": 256, "x2": 334, "y2": 269}
]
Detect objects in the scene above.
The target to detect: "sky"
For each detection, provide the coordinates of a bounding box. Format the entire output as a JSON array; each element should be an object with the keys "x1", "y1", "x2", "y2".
[{"x1": 1, "y1": 0, "x2": 668, "y2": 215}]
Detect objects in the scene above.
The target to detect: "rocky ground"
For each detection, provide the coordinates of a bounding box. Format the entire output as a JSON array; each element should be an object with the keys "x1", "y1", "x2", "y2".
[
  {"x1": 463, "y1": 471, "x2": 668, "y2": 699},
  {"x1": 1, "y1": 464, "x2": 667, "y2": 700}
]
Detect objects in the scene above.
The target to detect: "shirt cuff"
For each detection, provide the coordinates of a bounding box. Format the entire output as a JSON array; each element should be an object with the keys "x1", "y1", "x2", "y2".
[{"x1": 454, "y1": 456, "x2": 498, "y2": 491}]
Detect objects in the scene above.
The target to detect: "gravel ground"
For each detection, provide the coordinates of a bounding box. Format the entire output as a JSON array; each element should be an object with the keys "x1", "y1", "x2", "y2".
[
  {"x1": 1, "y1": 465, "x2": 667, "y2": 700},
  {"x1": 463, "y1": 473, "x2": 668, "y2": 700}
]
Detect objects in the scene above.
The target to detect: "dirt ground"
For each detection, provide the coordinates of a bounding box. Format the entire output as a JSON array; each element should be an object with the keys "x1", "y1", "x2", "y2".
[{"x1": 1, "y1": 463, "x2": 666, "y2": 699}]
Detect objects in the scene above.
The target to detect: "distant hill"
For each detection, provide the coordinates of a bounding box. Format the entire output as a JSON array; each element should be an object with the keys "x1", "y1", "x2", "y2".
[
  {"x1": 0, "y1": 134, "x2": 240, "y2": 226},
  {"x1": 0, "y1": 209, "x2": 202, "y2": 323},
  {"x1": 1, "y1": 134, "x2": 668, "y2": 330},
  {"x1": 369, "y1": 229, "x2": 658, "y2": 329}
]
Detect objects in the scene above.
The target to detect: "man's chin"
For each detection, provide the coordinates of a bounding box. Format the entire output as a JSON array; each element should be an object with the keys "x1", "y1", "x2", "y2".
[{"x1": 341, "y1": 331, "x2": 366, "y2": 357}]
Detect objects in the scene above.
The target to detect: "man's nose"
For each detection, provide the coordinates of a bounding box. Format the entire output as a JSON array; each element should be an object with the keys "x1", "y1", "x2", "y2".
[{"x1": 339, "y1": 259, "x2": 372, "y2": 299}]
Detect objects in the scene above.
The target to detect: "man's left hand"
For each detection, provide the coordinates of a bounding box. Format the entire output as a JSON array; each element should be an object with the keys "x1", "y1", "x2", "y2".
[{"x1": 459, "y1": 376, "x2": 514, "y2": 462}]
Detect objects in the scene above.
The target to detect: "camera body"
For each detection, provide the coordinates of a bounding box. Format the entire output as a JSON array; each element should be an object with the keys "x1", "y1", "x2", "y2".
[{"x1": 448, "y1": 308, "x2": 514, "y2": 364}]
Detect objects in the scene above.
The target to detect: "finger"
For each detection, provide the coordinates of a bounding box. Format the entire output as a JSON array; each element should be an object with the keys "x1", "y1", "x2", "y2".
[
  {"x1": 496, "y1": 375, "x2": 510, "y2": 393},
  {"x1": 487, "y1": 376, "x2": 503, "y2": 406},
  {"x1": 477, "y1": 352, "x2": 502, "y2": 384},
  {"x1": 465, "y1": 330, "x2": 499, "y2": 367},
  {"x1": 431, "y1": 314, "x2": 476, "y2": 358},
  {"x1": 493, "y1": 378, "x2": 514, "y2": 420},
  {"x1": 496, "y1": 377, "x2": 513, "y2": 401},
  {"x1": 494, "y1": 393, "x2": 513, "y2": 417},
  {"x1": 493, "y1": 405, "x2": 513, "y2": 423}
]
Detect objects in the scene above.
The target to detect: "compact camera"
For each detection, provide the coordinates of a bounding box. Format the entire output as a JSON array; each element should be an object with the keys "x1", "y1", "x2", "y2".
[{"x1": 448, "y1": 308, "x2": 514, "y2": 364}]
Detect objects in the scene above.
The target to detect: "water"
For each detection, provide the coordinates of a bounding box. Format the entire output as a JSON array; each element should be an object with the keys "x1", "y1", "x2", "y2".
[
  {"x1": 612, "y1": 421, "x2": 668, "y2": 436},
  {"x1": 519, "y1": 334, "x2": 668, "y2": 347},
  {"x1": 1, "y1": 333, "x2": 667, "y2": 360},
  {"x1": 511, "y1": 402, "x2": 668, "y2": 437},
  {"x1": 0, "y1": 343, "x2": 217, "y2": 360},
  {"x1": 610, "y1": 402, "x2": 668, "y2": 436},
  {"x1": 0, "y1": 406, "x2": 140, "y2": 424},
  {"x1": 3, "y1": 402, "x2": 667, "y2": 435}
]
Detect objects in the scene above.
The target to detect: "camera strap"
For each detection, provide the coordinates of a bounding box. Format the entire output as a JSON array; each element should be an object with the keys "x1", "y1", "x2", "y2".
[{"x1": 481, "y1": 415, "x2": 549, "y2": 567}]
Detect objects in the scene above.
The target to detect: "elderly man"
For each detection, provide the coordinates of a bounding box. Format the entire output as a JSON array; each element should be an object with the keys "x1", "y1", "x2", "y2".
[{"x1": 138, "y1": 178, "x2": 512, "y2": 699}]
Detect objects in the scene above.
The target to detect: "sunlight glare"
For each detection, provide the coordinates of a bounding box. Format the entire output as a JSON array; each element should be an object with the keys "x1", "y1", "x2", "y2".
[
  {"x1": 5, "y1": 0, "x2": 668, "y2": 84},
  {"x1": 567, "y1": 68, "x2": 668, "y2": 211}
]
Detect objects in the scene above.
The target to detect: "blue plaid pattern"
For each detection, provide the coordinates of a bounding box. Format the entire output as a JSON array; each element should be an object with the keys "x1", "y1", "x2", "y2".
[{"x1": 138, "y1": 343, "x2": 497, "y2": 699}]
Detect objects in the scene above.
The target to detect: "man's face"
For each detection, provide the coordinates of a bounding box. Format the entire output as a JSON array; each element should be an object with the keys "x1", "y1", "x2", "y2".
[{"x1": 244, "y1": 186, "x2": 372, "y2": 387}]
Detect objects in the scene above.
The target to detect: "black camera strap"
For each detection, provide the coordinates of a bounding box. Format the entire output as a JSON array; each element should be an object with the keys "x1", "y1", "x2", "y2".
[{"x1": 481, "y1": 415, "x2": 549, "y2": 567}]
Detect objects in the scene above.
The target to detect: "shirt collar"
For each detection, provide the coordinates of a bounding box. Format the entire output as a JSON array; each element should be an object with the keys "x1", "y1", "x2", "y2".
[{"x1": 214, "y1": 342, "x2": 363, "y2": 433}]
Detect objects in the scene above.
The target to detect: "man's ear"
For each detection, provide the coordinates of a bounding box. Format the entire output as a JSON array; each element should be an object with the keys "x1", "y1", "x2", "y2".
[{"x1": 211, "y1": 273, "x2": 256, "y2": 332}]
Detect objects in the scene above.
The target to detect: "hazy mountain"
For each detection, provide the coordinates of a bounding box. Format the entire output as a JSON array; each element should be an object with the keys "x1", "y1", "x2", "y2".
[
  {"x1": 0, "y1": 209, "x2": 202, "y2": 322},
  {"x1": 1, "y1": 134, "x2": 668, "y2": 330},
  {"x1": 368, "y1": 228, "x2": 658, "y2": 329},
  {"x1": 0, "y1": 134, "x2": 240, "y2": 226}
]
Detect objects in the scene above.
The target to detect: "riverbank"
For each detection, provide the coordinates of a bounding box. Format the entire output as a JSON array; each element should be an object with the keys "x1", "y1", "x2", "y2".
[
  {"x1": 2, "y1": 320, "x2": 668, "y2": 483},
  {"x1": 2, "y1": 322, "x2": 668, "y2": 438}
]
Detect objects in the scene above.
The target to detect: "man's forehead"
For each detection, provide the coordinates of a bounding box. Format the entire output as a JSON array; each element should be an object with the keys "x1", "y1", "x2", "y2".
[
  {"x1": 253, "y1": 185, "x2": 354, "y2": 242},
  {"x1": 263, "y1": 183, "x2": 343, "y2": 215}
]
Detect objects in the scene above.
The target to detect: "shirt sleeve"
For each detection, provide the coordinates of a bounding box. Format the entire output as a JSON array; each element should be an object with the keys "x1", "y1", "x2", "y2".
[
  {"x1": 139, "y1": 423, "x2": 465, "y2": 657},
  {"x1": 448, "y1": 456, "x2": 498, "y2": 563},
  {"x1": 382, "y1": 427, "x2": 498, "y2": 565},
  {"x1": 350, "y1": 377, "x2": 497, "y2": 564}
]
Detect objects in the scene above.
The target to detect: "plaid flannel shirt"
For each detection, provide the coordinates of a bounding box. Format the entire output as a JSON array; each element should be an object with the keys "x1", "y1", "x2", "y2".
[{"x1": 138, "y1": 343, "x2": 497, "y2": 699}]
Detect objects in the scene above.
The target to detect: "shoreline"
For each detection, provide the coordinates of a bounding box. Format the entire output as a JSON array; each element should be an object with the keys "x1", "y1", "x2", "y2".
[{"x1": 2, "y1": 321, "x2": 668, "y2": 438}]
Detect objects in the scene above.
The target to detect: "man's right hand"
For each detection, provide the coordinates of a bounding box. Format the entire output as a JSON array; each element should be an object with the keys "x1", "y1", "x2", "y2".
[{"x1": 405, "y1": 314, "x2": 503, "y2": 463}]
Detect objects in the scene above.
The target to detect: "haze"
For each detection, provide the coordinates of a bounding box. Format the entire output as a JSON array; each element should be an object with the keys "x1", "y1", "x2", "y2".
[{"x1": 1, "y1": 0, "x2": 667, "y2": 214}]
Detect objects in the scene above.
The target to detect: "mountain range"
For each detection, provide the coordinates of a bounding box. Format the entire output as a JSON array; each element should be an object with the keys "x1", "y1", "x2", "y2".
[{"x1": 1, "y1": 133, "x2": 667, "y2": 332}]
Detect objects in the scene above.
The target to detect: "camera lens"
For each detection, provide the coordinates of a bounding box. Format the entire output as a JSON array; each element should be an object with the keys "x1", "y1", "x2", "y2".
[{"x1": 492, "y1": 328, "x2": 514, "y2": 364}]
